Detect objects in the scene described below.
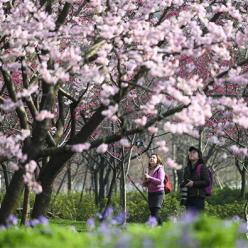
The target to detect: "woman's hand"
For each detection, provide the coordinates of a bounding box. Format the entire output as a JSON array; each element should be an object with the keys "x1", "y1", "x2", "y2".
[
  {"x1": 185, "y1": 180, "x2": 194, "y2": 187},
  {"x1": 144, "y1": 173, "x2": 150, "y2": 180}
]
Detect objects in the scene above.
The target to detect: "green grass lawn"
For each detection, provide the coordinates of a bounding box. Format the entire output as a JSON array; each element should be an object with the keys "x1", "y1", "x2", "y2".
[{"x1": 49, "y1": 219, "x2": 87, "y2": 232}]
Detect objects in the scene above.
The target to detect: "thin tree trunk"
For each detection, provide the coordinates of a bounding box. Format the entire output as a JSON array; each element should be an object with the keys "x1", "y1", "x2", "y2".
[
  {"x1": 20, "y1": 186, "x2": 30, "y2": 225},
  {"x1": 50, "y1": 170, "x2": 67, "y2": 207},
  {"x1": 1, "y1": 163, "x2": 9, "y2": 190},
  {"x1": 67, "y1": 164, "x2": 72, "y2": 193},
  {"x1": 56, "y1": 171, "x2": 67, "y2": 196},
  {"x1": 240, "y1": 169, "x2": 246, "y2": 199},
  {"x1": 172, "y1": 143, "x2": 178, "y2": 192},
  {"x1": 94, "y1": 170, "x2": 99, "y2": 207},
  {"x1": 103, "y1": 167, "x2": 117, "y2": 212},
  {"x1": 119, "y1": 140, "x2": 135, "y2": 219},
  {"x1": 78, "y1": 168, "x2": 88, "y2": 205},
  {"x1": 120, "y1": 158, "x2": 126, "y2": 214},
  {"x1": 235, "y1": 158, "x2": 246, "y2": 199},
  {"x1": 98, "y1": 158, "x2": 105, "y2": 211}
]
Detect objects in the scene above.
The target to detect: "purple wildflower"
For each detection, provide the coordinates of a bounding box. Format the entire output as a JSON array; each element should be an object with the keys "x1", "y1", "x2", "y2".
[
  {"x1": 239, "y1": 222, "x2": 247, "y2": 234},
  {"x1": 87, "y1": 218, "x2": 95, "y2": 230},
  {"x1": 179, "y1": 227, "x2": 198, "y2": 248},
  {"x1": 102, "y1": 207, "x2": 113, "y2": 220},
  {"x1": 236, "y1": 239, "x2": 248, "y2": 248},
  {"x1": 99, "y1": 222, "x2": 111, "y2": 235},
  {"x1": 112, "y1": 212, "x2": 127, "y2": 225},
  {"x1": 232, "y1": 215, "x2": 241, "y2": 222},
  {"x1": 143, "y1": 237, "x2": 154, "y2": 248},
  {"x1": 115, "y1": 234, "x2": 131, "y2": 248},
  {"x1": 147, "y1": 216, "x2": 157, "y2": 228},
  {"x1": 26, "y1": 218, "x2": 40, "y2": 227},
  {"x1": 38, "y1": 216, "x2": 48, "y2": 225},
  {"x1": 180, "y1": 210, "x2": 198, "y2": 224},
  {"x1": 6, "y1": 215, "x2": 18, "y2": 226}
]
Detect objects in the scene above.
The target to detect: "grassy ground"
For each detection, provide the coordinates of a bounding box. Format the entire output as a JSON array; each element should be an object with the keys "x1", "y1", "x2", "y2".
[{"x1": 49, "y1": 219, "x2": 87, "y2": 232}]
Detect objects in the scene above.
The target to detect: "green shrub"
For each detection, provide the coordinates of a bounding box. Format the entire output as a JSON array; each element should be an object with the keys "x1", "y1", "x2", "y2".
[
  {"x1": 49, "y1": 193, "x2": 97, "y2": 221},
  {"x1": 0, "y1": 188, "x2": 246, "y2": 222},
  {"x1": 207, "y1": 187, "x2": 247, "y2": 205},
  {"x1": 206, "y1": 201, "x2": 244, "y2": 219}
]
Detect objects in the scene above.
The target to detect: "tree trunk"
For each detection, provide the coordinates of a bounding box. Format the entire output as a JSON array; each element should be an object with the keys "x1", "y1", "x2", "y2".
[
  {"x1": 98, "y1": 159, "x2": 105, "y2": 211},
  {"x1": 67, "y1": 164, "x2": 72, "y2": 193},
  {"x1": 78, "y1": 168, "x2": 88, "y2": 206},
  {"x1": 50, "y1": 170, "x2": 67, "y2": 206},
  {"x1": 0, "y1": 170, "x2": 24, "y2": 224},
  {"x1": 235, "y1": 158, "x2": 247, "y2": 199},
  {"x1": 32, "y1": 106, "x2": 105, "y2": 218},
  {"x1": 20, "y1": 186, "x2": 30, "y2": 225},
  {"x1": 104, "y1": 167, "x2": 117, "y2": 212},
  {"x1": 119, "y1": 159, "x2": 126, "y2": 216},
  {"x1": 31, "y1": 150, "x2": 73, "y2": 218},
  {"x1": 94, "y1": 170, "x2": 99, "y2": 207},
  {"x1": 56, "y1": 171, "x2": 67, "y2": 196},
  {"x1": 172, "y1": 143, "x2": 178, "y2": 192},
  {"x1": 1, "y1": 163, "x2": 9, "y2": 190},
  {"x1": 240, "y1": 169, "x2": 246, "y2": 199}
]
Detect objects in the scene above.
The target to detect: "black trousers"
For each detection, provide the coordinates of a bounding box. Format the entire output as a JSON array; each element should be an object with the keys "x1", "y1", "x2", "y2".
[
  {"x1": 185, "y1": 197, "x2": 205, "y2": 212},
  {"x1": 149, "y1": 207, "x2": 162, "y2": 225},
  {"x1": 148, "y1": 191, "x2": 164, "y2": 225}
]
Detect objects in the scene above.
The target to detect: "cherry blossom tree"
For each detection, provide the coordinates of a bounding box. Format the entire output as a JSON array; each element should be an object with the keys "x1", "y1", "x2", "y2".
[{"x1": 1, "y1": 0, "x2": 248, "y2": 223}]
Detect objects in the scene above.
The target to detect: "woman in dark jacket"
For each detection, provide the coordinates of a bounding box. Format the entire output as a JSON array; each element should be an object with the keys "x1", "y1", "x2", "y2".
[{"x1": 181, "y1": 146, "x2": 210, "y2": 212}]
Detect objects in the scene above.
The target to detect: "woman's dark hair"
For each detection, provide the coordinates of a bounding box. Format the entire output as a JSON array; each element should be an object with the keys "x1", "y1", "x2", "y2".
[{"x1": 187, "y1": 146, "x2": 204, "y2": 167}]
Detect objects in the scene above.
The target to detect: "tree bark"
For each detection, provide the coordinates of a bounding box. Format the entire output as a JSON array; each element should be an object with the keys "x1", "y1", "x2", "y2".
[
  {"x1": 119, "y1": 158, "x2": 126, "y2": 215},
  {"x1": 20, "y1": 186, "x2": 30, "y2": 225},
  {"x1": 103, "y1": 167, "x2": 117, "y2": 212},
  {"x1": 31, "y1": 151, "x2": 72, "y2": 218},
  {"x1": 78, "y1": 168, "x2": 88, "y2": 206},
  {"x1": 32, "y1": 106, "x2": 105, "y2": 218},
  {"x1": 0, "y1": 170, "x2": 24, "y2": 224},
  {"x1": 1, "y1": 163, "x2": 9, "y2": 190},
  {"x1": 240, "y1": 169, "x2": 246, "y2": 199},
  {"x1": 94, "y1": 170, "x2": 99, "y2": 207},
  {"x1": 98, "y1": 157, "x2": 106, "y2": 211},
  {"x1": 67, "y1": 164, "x2": 72, "y2": 193}
]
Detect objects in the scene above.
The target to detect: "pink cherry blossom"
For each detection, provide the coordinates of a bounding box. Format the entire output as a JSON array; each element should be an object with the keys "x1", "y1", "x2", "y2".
[
  {"x1": 134, "y1": 116, "x2": 147, "y2": 126},
  {"x1": 96, "y1": 143, "x2": 108, "y2": 154},
  {"x1": 72, "y1": 143, "x2": 91, "y2": 152},
  {"x1": 25, "y1": 160, "x2": 37, "y2": 173},
  {"x1": 120, "y1": 138, "x2": 130, "y2": 147},
  {"x1": 156, "y1": 140, "x2": 168, "y2": 153},
  {"x1": 166, "y1": 158, "x2": 182, "y2": 170},
  {"x1": 148, "y1": 126, "x2": 158, "y2": 134},
  {"x1": 36, "y1": 110, "x2": 55, "y2": 121}
]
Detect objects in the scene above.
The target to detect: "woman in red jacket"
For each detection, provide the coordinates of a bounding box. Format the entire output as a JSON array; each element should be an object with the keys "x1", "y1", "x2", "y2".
[{"x1": 143, "y1": 154, "x2": 165, "y2": 225}]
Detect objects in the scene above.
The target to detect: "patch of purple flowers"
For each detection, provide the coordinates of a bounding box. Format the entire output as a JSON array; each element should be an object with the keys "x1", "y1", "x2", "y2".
[
  {"x1": 6, "y1": 215, "x2": 18, "y2": 227},
  {"x1": 180, "y1": 210, "x2": 199, "y2": 224},
  {"x1": 102, "y1": 207, "x2": 113, "y2": 220},
  {"x1": 25, "y1": 216, "x2": 48, "y2": 227},
  {"x1": 86, "y1": 218, "x2": 95, "y2": 230},
  {"x1": 179, "y1": 227, "x2": 198, "y2": 248},
  {"x1": 112, "y1": 212, "x2": 127, "y2": 225},
  {"x1": 147, "y1": 216, "x2": 157, "y2": 228}
]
